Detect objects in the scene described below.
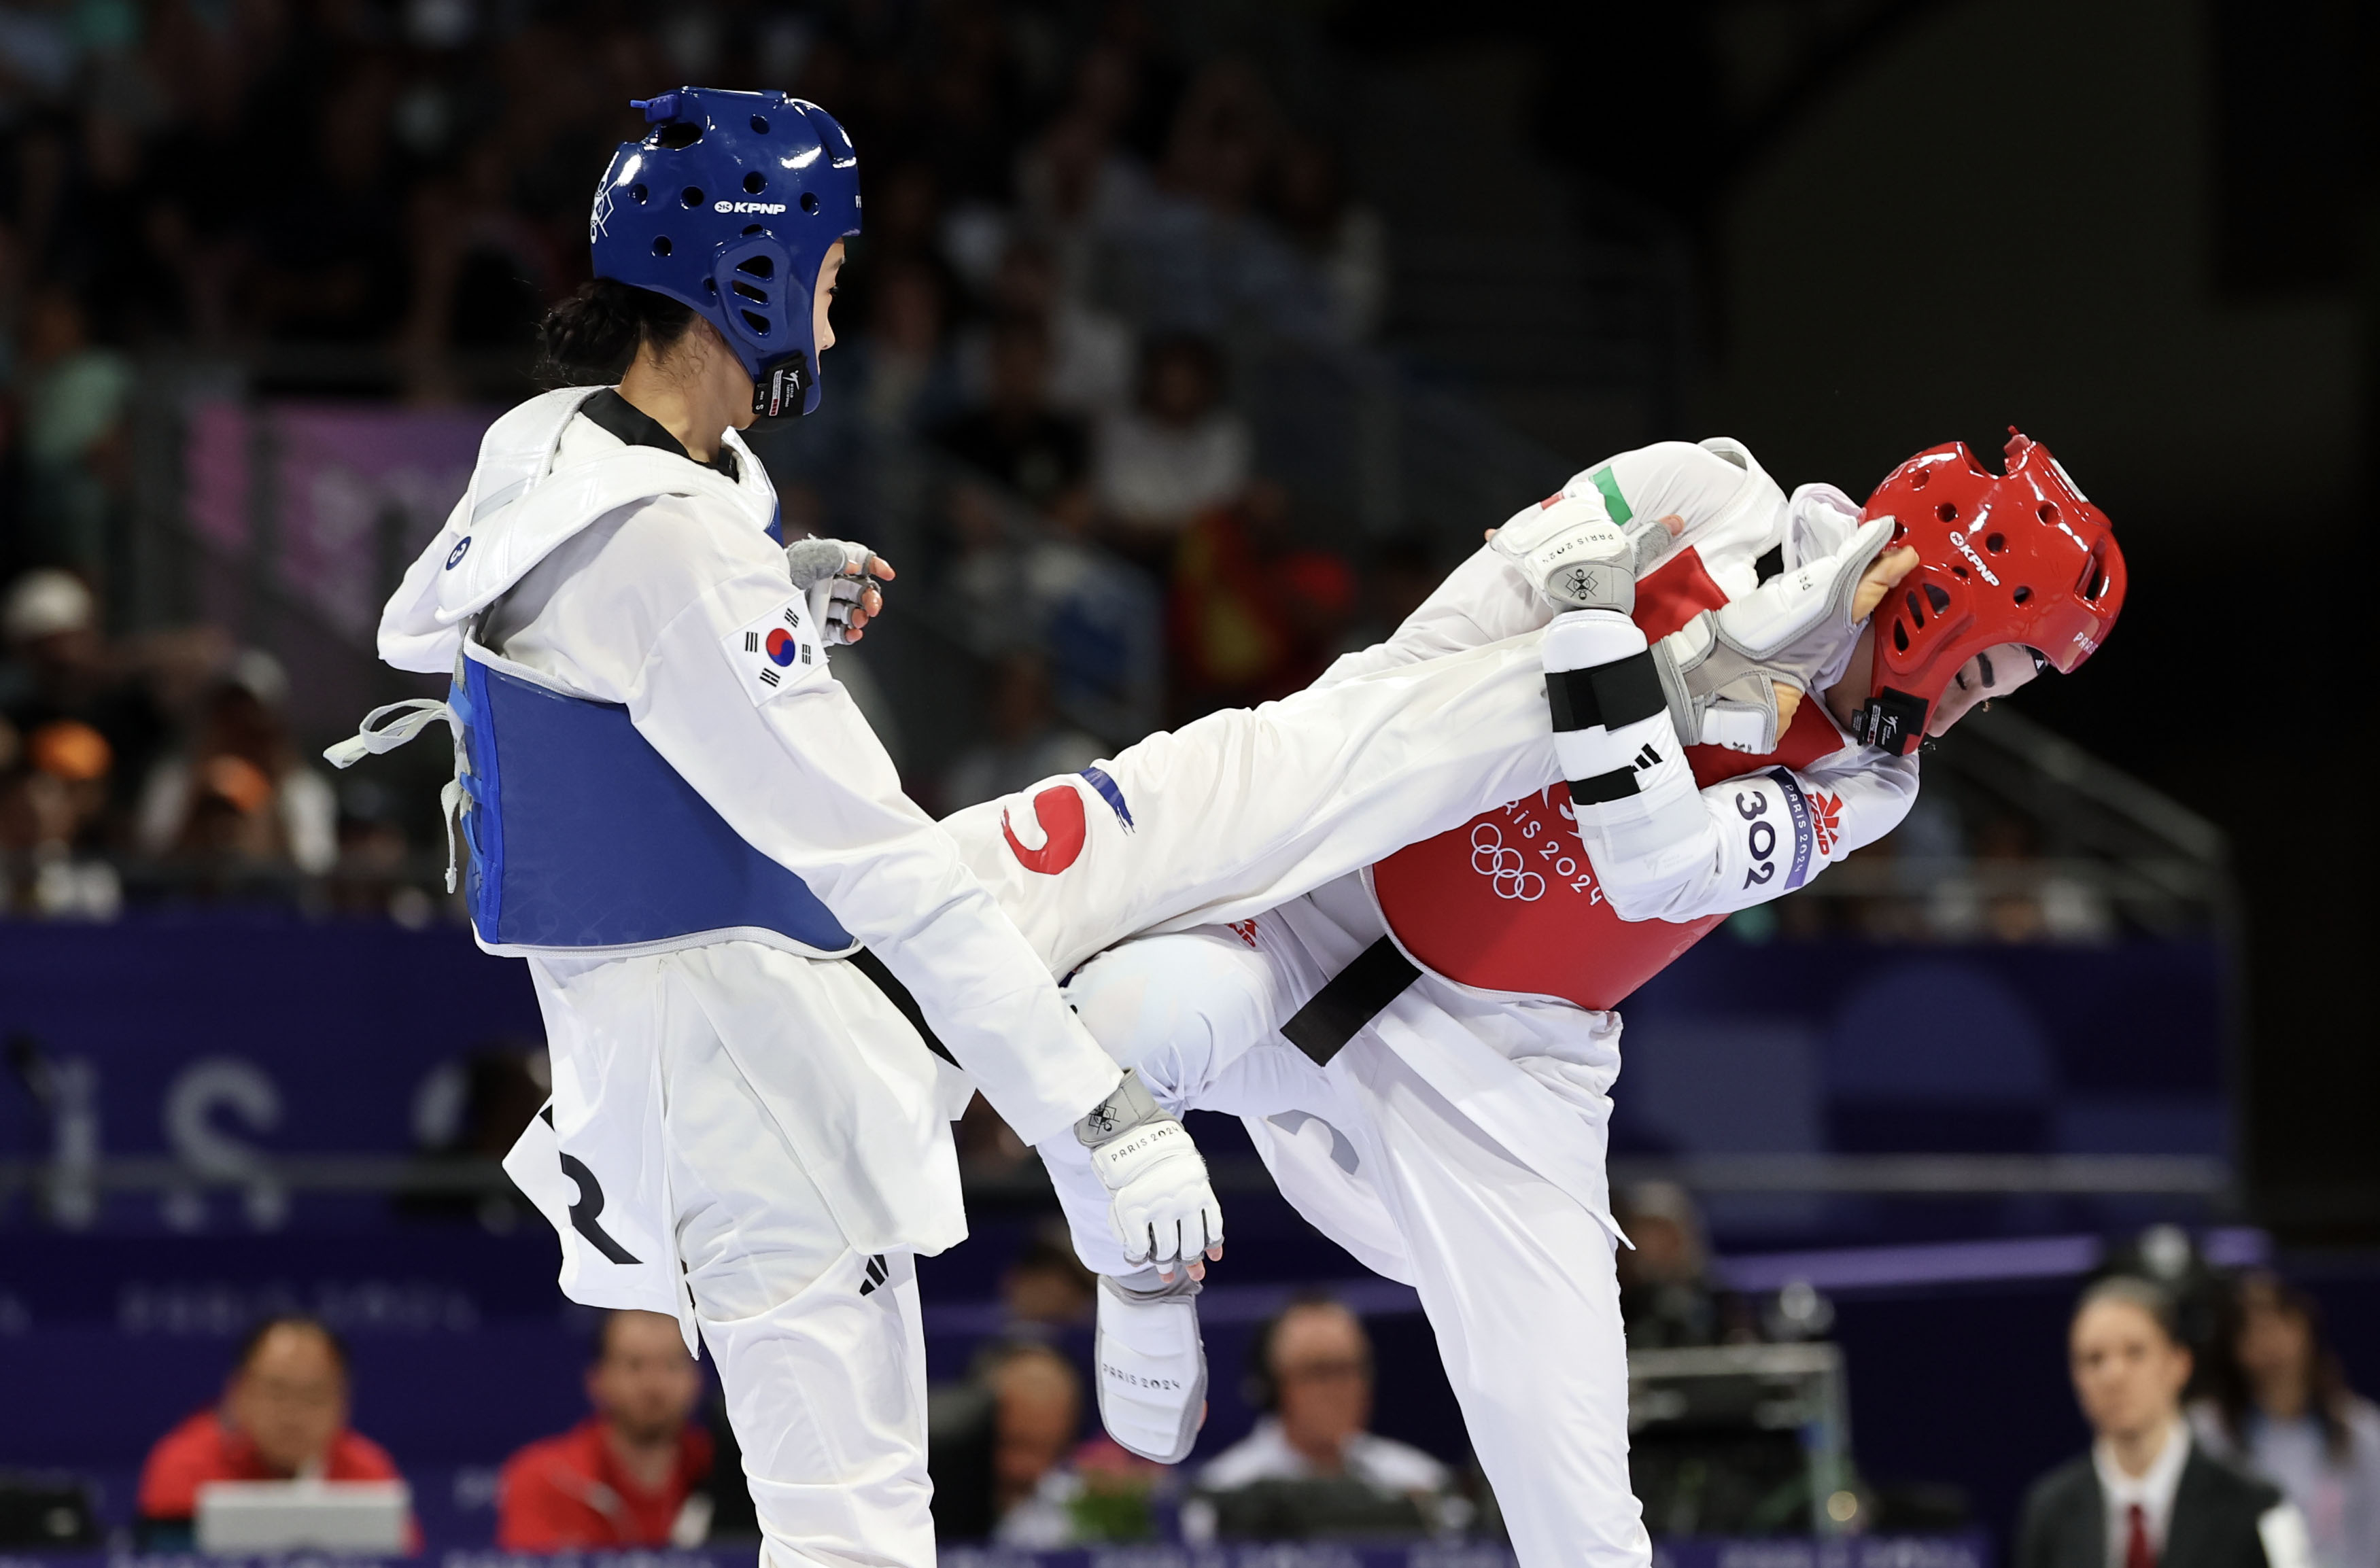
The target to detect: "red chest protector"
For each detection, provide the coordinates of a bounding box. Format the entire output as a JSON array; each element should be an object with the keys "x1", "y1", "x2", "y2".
[{"x1": 1370, "y1": 547, "x2": 1849, "y2": 1011}]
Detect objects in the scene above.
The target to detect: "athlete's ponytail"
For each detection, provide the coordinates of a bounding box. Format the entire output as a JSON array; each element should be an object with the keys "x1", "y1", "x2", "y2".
[{"x1": 537, "y1": 278, "x2": 698, "y2": 385}]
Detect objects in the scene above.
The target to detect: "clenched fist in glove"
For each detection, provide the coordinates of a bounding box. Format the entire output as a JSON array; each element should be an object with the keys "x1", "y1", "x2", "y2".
[
  {"x1": 1489, "y1": 490, "x2": 1685, "y2": 616},
  {"x1": 1075, "y1": 1070, "x2": 1224, "y2": 1283},
  {"x1": 783, "y1": 537, "x2": 893, "y2": 645},
  {"x1": 1652, "y1": 504, "x2": 1912, "y2": 754}
]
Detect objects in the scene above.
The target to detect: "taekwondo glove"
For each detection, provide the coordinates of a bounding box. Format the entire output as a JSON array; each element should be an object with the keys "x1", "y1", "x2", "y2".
[
  {"x1": 1075, "y1": 1070, "x2": 1224, "y2": 1280},
  {"x1": 1094, "y1": 1269, "x2": 1208, "y2": 1464},
  {"x1": 783, "y1": 537, "x2": 880, "y2": 646},
  {"x1": 1651, "y1": 515, "x2": 1896, "y2": 754},
  {"x1": 1488, "y1": 490, "x2": 1683, "y2": 616}
]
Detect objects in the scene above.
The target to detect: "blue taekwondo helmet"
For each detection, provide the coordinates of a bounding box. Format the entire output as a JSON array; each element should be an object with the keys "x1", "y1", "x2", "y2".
[{"x1": 589, "y1": 88, "x2": 861, "y2": 419}]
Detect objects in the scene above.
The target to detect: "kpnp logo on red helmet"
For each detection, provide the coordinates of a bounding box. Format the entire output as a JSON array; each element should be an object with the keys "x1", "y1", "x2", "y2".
[{"x1": 1852, "y1": 428, "x2": 2126, "y2": 756}]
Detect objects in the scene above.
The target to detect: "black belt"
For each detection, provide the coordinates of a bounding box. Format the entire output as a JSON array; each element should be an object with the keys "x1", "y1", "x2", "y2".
[
  {"x1": 1280, "y1": 937, "x2": 1422, "y2": 1066},
  {"x1": 850, "y1": 947, "x2": 959, "y2": 1067}
]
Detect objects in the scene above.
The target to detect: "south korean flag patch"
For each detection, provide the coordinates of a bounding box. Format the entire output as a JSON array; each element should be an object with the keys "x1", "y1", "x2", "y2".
[{"x1": 723, "y1": 598, "x2": 824, "y2": 704}]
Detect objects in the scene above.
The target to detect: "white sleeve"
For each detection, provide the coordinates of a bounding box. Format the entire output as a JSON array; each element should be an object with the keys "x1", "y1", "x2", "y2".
[
  {"x1": 499, "y1": 498, "x2": 1121, "y2": 1149},
  {"x1": 1315, "y1": 440, "x2": 1765, "y2": 689},
  {"x1": 1589, "y1": 746, "x2": 1919, "y2": 923},
  {"x1": 625, "y1": 585, "x2": 1122, "y2": 1145}
]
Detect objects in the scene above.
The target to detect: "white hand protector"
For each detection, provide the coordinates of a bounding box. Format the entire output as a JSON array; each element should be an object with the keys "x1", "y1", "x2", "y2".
[
  {"x1": 782, "y1": 537, "x2": 878, "y2": 645},
  {"x1": 1542, "y1": 609, "x2": 1710, "y2": 917},
  {"x1": 1489, "y1": 491, "x2": 1682, "y2": 615},
  {"x1": 1652, "y1": 515, "x2": 1896, "y2": 753},
  {"x1": 1075, "y1": 1070, "x2": 1224, "y2": 1277},
  {"x1": 1094, "y1": 1269, "x2": 1207, "y2": 1464}
]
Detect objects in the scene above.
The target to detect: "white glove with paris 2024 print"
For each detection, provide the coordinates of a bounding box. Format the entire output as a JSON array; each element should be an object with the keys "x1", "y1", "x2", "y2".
[{"x1": 1075, "y1": 1070, "x2": 1224, "y2": 1280}]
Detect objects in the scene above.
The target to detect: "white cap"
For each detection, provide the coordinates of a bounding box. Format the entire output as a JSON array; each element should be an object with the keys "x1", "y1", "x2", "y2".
[
  {"x1": 226, "y1": 648, "x2": 291, "y2": 709},
  {"x1": 2, "y1": 570, "x2": 95, "y2": 643}
]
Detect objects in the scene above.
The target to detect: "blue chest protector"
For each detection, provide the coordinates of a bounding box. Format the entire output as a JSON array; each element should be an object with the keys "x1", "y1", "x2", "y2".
[{"x1": 447, "y1": 650, "x2": 857, "y2": 956}]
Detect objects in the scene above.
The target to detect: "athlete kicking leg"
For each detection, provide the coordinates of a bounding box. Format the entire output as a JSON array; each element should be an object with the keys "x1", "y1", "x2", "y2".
[{"x1": 1012, "y1": 432, "x2": 2127, "y2": 1564}]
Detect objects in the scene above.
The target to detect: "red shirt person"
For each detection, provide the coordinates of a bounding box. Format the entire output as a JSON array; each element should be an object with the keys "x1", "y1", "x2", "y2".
[
  {"x1": 498, "y1": 1310, "x2": 715, "y2": 1550},
  {"x1": 139, "y1": 1317, "x2": 406, "y2": 1539}
]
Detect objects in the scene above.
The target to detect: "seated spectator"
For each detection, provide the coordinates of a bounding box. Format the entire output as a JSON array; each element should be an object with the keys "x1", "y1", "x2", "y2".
[
  {"x1": 137, "y1": 1317, "x2": 405, "y2": 1547},
  {"x1": 1001, "y1": 1227, "x2": 1097, "y2": 1332},
  {"x1": 12, "y1": 284, "x2": 131, "y2": 580},
  {"x1": 0, "y1": 568, "x2": 173, "y2": 829},
  {"x1": 1614, "y1": 1180, "x2": 1757, "y2": 1349},
  {"x1": 134, "y1": 651, "x2": 338, "y2": 879},
  {"x1": 855, "y1": 260, "x2": 958, "y2": 436},
  {"x1": 1201, "y1": 1297, "x2": 1448, "y2": 1504},
  {"x1": 1167, "y1": 479, "x2": 1354, "y2": 719},
  {"x1": 498, "y1": 1310, "x2": 714, "y2": 1551},
  {"x1": 931, "y1": 316, "x2": 1088, "y2": 510},
  {"x1": 988, "y1": 1342, "x2": 1088, "y2": 1546},
  {"x1": 1264, "y1": 132, "x2": 1388, "y2": 343},
  {"x1": 940, "y1": 650, "x2": 1105, "y2": 812},
  {"x1": 2019, "y1": 1276, "x2": 2313, "y2": 1568},
  {"x1": 963, "y1": 237, "x2": 1135, "y2": 417},
  {"x1": 1092, "y1": 333, "x2": 1250, "y2": 549},
  {"x1": 2194, "y1": 1273, "x2": 2380, "y2": 1568}
]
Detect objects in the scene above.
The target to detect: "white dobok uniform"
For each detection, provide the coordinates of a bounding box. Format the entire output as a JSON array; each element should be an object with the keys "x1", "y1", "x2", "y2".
[
  {"x1": 998, "y1": 441, "x2": 1922, "y2": 1567},
  {"x1": 370, "y1": 387, "x2": 1589, "y2": 1567}
]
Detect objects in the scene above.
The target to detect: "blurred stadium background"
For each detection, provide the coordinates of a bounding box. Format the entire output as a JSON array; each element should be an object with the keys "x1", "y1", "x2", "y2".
[{"x1": 0, "y1": 0, "x2": 2368, "y2": 1560}]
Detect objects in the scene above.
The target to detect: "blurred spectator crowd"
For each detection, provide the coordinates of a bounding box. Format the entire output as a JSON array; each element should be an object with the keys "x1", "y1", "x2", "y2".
[
  {"x1": 0, "y1": 0, "x2": 2167, "y2": 943},
  {"x1": 87, "y1": 1223, "x2": 2380, "y2": 1556}
]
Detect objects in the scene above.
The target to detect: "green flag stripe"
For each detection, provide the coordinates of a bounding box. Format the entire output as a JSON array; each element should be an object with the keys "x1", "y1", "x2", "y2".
[{"x1": 1588, "y1": 465, "x2": 1634, "y2": 524}]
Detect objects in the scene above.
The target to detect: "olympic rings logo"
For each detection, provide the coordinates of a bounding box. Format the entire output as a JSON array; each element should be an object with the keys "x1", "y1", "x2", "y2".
[{"x1": 1469, "y1": 822, "x2": 1547, "y2": 902}]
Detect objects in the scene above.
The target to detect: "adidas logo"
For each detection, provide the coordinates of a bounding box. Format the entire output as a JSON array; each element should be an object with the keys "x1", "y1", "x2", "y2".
[
  {"x1": 1633, "y1": 743, "x2": 1662, "y2": 770},
  {"x1": 858, "y1": 1253, "x2": 889, "y2": 1297}
]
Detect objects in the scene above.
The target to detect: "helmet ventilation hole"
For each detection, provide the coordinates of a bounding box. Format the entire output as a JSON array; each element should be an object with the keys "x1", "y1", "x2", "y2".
[
  {"x1": 681, "y1": 186, "x2": 704, "y2": 208},
  {"x1": 751, "y1": 114, "x2": 770, "y2": 133},
  {"x1": 740, "y1": 309, "x2": 770, "y2": 335},
  {"x1": 1922, "y1": 583, "x2": 1951, "y2": 614},
  {"x1": 732, "y1": 279, "x2": 768, "y2": 302},
  {"x1": 742, "y1": 224, "x2": 763, "y2": 237},
  {"x1": 744, "y1": 171, "x2": 765, "y2": 194},
  {"x1": 1952, "y1": 565, "x2": 1970, "y2": 580},
  {"x1": 652, "y1": 237, "x2": 672, "y2": 256},
  {"x1": 1904, "y1": 589, "x2": 1927, "y2": 628},
  {"x1": 734, "y1": 254, "x2": 774, "y2": 278},
  {"x1": 1892, "y1": 621, "x2": 1910, "y2": 653},
  {"x1": 2038, "y1": 502, "x2": 2058, "y2": 523},
  {"x1": 1937, "y1": 502, "x2": 1959, "y2": 522},
  {"x1": 656, "y1": 122, "x2": 702, "y2": 150},
  {"x1": 2012, "y1": 586, "x2": 2033, "y2": 605},
  {"x1": 800, "y1": 191, "x2": 821, "y2": 214},
  {"x1": 1908, "y1": 468, "x2": 1931, "y2": 491},
  {"x1": 630, "y1": 184, "x2": 649, "y2": 204},
  {"x1": 1985, "y1": 532, "x2": 2006, "y2": 553},
  {"x1": 702, "y1": 277, "x2": 716, "y2": 294}
]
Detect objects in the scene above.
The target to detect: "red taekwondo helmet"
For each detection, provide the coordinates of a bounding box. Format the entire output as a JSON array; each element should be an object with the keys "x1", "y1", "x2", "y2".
[{"x1": 1852, "y1": 429, "x2": 2126, "y2": 755}]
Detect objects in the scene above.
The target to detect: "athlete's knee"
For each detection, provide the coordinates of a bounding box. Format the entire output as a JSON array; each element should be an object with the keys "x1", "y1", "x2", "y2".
[{"x1": 1065, "y1": 933, "x2": 1263, "y2": 1108}]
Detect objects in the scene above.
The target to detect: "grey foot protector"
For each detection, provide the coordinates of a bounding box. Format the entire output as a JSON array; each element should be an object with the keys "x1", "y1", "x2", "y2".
[{"x1": 1096, "y1": 1267, "x2": 1207, "y2": 1465}]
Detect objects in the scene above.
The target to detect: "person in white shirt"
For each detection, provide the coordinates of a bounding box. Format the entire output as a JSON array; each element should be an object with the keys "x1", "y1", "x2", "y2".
[
  {"x1": 2019, "y1": 1276, "x2": 2313, "y2": 1568},
  {"x1": 2195, "y1": 1273, "x2": 2380, "y2": 1568},
  {"x1": 1199, "y1": 1297, "x2": 1449, "y2": 1506}
]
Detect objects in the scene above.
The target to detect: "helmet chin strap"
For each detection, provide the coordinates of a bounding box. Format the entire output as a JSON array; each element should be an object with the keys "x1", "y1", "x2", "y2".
[
  {"x1": 753, "y1": 356, "x2": 813, "y2": 420},
  {"x1": 1854, "y1": 686, "x2": 1933, "y2": 754}
]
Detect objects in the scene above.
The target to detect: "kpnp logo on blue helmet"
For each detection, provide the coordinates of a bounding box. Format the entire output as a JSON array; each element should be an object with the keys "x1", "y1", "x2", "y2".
[{"x1": 589, "y1": 88, "x2": 861, "y2": 419}]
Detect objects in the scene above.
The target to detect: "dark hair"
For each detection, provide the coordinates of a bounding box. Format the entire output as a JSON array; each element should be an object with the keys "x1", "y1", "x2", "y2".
[
  {"x1": 2075, "y1": 1274, "x2": 2184, "y2": 1345},
  {"x1": 1243, "y1": 1291, "x2": 1366, "y2": 1411},
  {"x1": 234, "y1": 1314, "x2": 349, "y2": 1378},
  {"x1": 2211, "y1": 1272, "x2": 2359, "y2": 1462},
  {"x1": 538, "y1": 277, "x2": 698, "y2": 385}
]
